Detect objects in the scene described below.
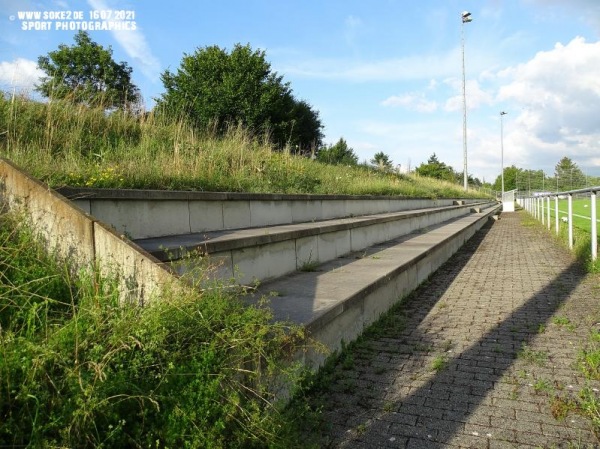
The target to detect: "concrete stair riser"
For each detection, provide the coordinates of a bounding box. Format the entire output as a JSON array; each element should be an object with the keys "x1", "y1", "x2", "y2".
[
  {"x1": 58, "y1": 186, "x2": 487, "y2": 239},
  {"x1": 160, "y1": 202, "x2": 497, "y2": 286}
]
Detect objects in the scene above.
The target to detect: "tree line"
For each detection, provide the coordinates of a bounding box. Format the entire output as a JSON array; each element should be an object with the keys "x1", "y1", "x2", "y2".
[
  {"x1": 34, "y1": 31, "x2": 397, "y2": 169},
  {"x1": 492, "y1": 157, "x2": 600, "y2": 194},
  {"x1": 414, "y1": 153, "x2": 482, "y2": 187},
  {"x1": 412, "y1": 153, "x2": 600, "y2": 193}
]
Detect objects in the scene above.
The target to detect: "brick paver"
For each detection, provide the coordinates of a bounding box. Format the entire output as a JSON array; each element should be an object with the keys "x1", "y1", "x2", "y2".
[{"x1": 313, "y1": 211, "x2": 600, "y2": 448}]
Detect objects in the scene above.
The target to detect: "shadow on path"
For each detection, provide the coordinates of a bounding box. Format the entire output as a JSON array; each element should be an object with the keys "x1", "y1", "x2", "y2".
[{"x1": 313, "y1": 213, "x2": 594, "y2": 448}]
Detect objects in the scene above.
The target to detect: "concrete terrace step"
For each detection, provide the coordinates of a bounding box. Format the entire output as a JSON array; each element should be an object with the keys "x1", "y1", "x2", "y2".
[
  {"x1": 0, "y1": 160, "x2": 503, "y2": 374},
  {"x1": 56, "y1": 187, "x2": 488, "y2": 240},
  {"x1": 251, "y1": 204, "x2": 501, "y2": 368},
  {"x1": 134, "y1": 200, "x2": 498, "y2": 285}
]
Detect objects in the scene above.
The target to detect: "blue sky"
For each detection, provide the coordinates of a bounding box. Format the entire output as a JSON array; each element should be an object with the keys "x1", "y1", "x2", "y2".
[{"x1": 2, "y1": 0, "x2": 600, "y2": 184}]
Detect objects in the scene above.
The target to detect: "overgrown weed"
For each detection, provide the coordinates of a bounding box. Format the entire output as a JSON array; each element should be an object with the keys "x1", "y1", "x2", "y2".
[
  {"x1": 0, "y1": 92, "x2": 487, "y2": 198},
  {"x1": 0, "y1": 211, "x2": 313, "y2": 448}
]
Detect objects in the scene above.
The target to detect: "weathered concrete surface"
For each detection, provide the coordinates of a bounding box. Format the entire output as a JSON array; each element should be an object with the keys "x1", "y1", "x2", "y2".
[
  {"x1": 0, "y1": 159, "x2": 95, "y2": 264},
  {"x1": 94, "y1": 221, "x2": 176, "y2": 305},
  {"x1": 135, "y1": 202, "x2": 498, "y2": 285},
  {"x1": 310, "y1": 212, "x2": 600, "y2": 448},
  {"x1": 253, "y1": 207, "x2": 498, "y2": 369},
  {"x1": 57, "y1": 186, "x2": 489, "y2": 239},
  {"x1": 0, "y1": 159, "x2": 177, "y2": 306}
]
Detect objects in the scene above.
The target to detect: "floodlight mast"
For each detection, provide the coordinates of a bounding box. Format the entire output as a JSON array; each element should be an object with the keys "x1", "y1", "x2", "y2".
[
  {"x1": 500, "y1": 111, "x2": 507, "y2": 195},
  {"x1": 461, "y1": 11, "x2": 472, "y2": 191}
]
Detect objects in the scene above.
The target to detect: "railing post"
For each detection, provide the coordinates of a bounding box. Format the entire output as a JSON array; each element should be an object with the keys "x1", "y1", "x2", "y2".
[
  {"x1": 568, "y1": 194, "x2": 573, "y2": 250},
  {"x1": 531, "y1": 197, "x2": 535, "y2": 216},
  {"x1": 554, "y1": 195, "x2": 559, "y2": 235},
  {"x1": 541, "y1": 196, "x2": 545, "y2": 225},
  {"x1": 592, "y1": 190, "x2": 597, "y2": 261},
  {"x1": 531, "y1": 197, "x2": 534, "y2": 216},
  {"x1": 546, "y1": 196, "x2": 551, "y2": 230}
]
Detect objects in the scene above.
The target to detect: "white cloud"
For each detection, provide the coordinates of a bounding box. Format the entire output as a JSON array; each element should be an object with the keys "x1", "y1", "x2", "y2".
[
  {"x1": 462, "y1": 36, "x2": 600, "y2": 179},
  {"x1": 498, "y1": 37, "x2": 600, "y2": 157},
  {"x1": 356, "y1": 33, "x2": 600, "y2": 181},
  {"x1": 381, "y1": 93, "x2": 438, "y2": 113},
  {"x1": 87, "y1": 0, "x2": 161, "y2": 80},
  {"x1": 0, "y1": 58, "x2": 43, "y2": 92},
  {"x1": 444, "y1": 78, "x2": 494, "y2": 112}
]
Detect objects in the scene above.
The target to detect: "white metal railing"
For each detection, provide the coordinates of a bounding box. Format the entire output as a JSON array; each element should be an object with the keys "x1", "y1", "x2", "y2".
[{"x1": 519, "y1": 187, "x2": 599, "y2": 261}]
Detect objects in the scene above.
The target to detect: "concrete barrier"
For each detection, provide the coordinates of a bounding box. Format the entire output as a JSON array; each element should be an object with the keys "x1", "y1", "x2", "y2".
[
  {"x1": 0, "y1": 159, "x2": 95, "y2": 265},
  {"x1": 0, "y1": 159, "x2": 177, "y2": 305}
]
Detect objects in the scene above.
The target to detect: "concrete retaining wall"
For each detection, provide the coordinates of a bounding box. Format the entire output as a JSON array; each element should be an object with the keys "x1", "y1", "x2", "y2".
[
  {"x1": 56, "y1": 187, "x2": 487, "y2": 239},
  {"x1": 0, "y1": 159, "x2": 176, "y2": 305}
]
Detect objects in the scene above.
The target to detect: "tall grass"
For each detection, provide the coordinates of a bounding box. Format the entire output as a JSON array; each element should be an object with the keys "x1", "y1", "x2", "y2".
[
  {"x1": 0, "y1": 93, "x2": 486, "y2": 198},
  {"x1": 0, "y1": 211, "x2": 313, "y2": 448}
]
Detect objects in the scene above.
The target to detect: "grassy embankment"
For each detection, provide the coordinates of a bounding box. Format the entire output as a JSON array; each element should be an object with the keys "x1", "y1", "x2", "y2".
[{"x1": 0, "y1": 93, "x2": 487, "y2": 198}]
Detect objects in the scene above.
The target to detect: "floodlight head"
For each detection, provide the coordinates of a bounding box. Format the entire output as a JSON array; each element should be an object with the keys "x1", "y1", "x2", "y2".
[
  {"x1": 500, "y1": 111, "x2": 507, "y2": 115},
  {"x1": 462, "y1": 11, "x2": 472, "y2": 23}
]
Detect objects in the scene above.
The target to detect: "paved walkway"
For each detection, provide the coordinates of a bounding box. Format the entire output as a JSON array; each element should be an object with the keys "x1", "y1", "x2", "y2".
[{"x1": 312, "y1": 211, "x2": 600, "y2": 448}]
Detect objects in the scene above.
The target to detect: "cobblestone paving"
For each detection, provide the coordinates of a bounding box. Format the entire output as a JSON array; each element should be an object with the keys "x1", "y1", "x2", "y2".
[{"x1": 314, "y1": 212, "x2": 600, "y2": 448}]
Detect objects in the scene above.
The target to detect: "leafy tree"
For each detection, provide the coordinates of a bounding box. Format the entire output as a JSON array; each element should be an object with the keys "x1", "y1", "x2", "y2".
[
  {"x1": 415, "y1": 153, "x2": 455, "y2": 182},
  {"x1": 36, "y1": 31, "x2": 140, "y2": 110},
  {"x1": 157, "y1": 43, "x2": 323, "y2": 150},
  {"x1": 514, "y1": 168, "x2": 548, "y2": 193},
  {"x1": 316, "y1": 138, "x2": 358, "y2": 165},
  {"x1": 554, "y1": 156, "x2": 585, "y2": 191},
  {"x1": 492, "y1": 165, "x2": 520, "y2": 192},
  {"x1": 468, "y1": 175, "x2": 482, "y2": 187},
  {"x1": 371, "y1": 151, "x2": 393, "y2": 171},
  {"x1": 454, "y1": 171, "x2": 481, "y2": 187},
  {"x1": 287, "y1": 99, "x2": 324, "y2": 155}
]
